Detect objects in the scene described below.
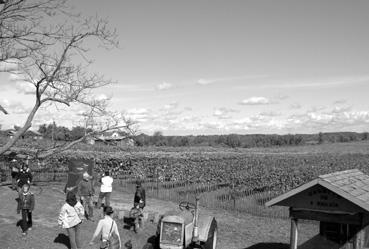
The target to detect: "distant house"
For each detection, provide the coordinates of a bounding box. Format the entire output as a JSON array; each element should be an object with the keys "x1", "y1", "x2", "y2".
[
  {"x1": 6, "y1": 129, "x2": 43, "y2": 140},
  {"x1": 93, "y1": 131, "x2": 135, "y2": 147},
  {"x1": 25, "y1": 130, "x2": 43, "y2": 140}
]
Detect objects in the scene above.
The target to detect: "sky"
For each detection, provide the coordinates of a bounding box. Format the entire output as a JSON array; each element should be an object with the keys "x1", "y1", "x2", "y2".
[{"x1": 1, "y1": 0, "x2": 369, "y2": 135}]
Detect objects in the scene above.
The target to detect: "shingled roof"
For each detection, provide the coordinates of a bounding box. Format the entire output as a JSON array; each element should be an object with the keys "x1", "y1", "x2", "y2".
[{"x1": 266, "y1": 169, "x2": 369, "y2": 212}]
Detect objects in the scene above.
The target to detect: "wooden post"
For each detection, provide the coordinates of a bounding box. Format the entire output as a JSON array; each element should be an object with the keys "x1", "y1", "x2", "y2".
[
  {"x1": 156, "y1": 167, "x2": 159, "y2": 198},
  {"x1": 290, "y1": 218, "x2": 298, "y2": 249}
]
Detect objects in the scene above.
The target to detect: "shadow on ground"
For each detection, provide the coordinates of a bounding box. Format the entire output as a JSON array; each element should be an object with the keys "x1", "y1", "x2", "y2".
[
  {"x1": 243, "y1": 243, "x2": 289, "y2": 249},
  {"x1": 16, "y1": 219, "x2": 22, "y2": 227},
  {"x1": 54, "y1": 233, "x2": 71, "y2": 249}
]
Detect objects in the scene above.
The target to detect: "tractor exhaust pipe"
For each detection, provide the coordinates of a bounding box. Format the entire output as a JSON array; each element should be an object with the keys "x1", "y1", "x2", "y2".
[{"x1": 193, "y1": 196, "x2": 200, "y2": 243}]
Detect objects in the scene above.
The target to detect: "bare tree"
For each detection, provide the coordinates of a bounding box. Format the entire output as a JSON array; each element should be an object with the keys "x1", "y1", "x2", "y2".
[
  {"x1": 0, "y1": 0, "x2": 69, "y2": 63},
  {"x1": 0, "y1": 0, "x2": 128, "y2": 156}
]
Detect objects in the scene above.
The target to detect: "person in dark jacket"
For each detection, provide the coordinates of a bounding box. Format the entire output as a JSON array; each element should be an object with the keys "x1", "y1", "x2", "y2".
[
  {"x1": 17, "y1": 183, "x2": 35, "y2": 236},
  {"x1": 9, "y1": 158, "x2": 20, "y2": 190},
  {"x1": 77, "y1": 172, "x2": 95, "y2": 220},
  {"x1": 134, "y1": 180, "x2": 146, "y2": 209},
  {"x1": 17, "y1": 164, "x2": 33, "y2": 190}
]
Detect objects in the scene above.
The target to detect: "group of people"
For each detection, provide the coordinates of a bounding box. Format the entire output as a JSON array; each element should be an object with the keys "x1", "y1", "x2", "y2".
[
  {"x1": 7, "y1": 154, "x2": 147, "y2": 249},
  {"x1": 10, "y1": 157, "x2": 33, "y2": 191},
  {"x1": 58, "y1": 191, "x2": 121, "y2": 249},
  {"x1": 58, "y1": 170, "x2": 146, "y2": 249}
]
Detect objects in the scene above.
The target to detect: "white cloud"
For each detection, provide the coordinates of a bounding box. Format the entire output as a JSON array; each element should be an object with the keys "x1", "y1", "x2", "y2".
[
  {"x1": 213, "y1": 107, "x2": 239, "y2": 119},
  {"x1": 95, "y1": 94, "x2": 109, "y2": 101},
  {"x1": 157, "y1": 82, "x2": 173, "y2": 90},
  {"x1": 14, "y1": 81, "x2": 35, "y2": 95},
  {"x1": 0, "y1": 99, "x2": 31, "y2": 115},
  {"x1": 239, "y1": 97, "x2": 270, "y2": 105},
  {"x1": 125, "y1": 108, "x2": 152, "y2": 122},
  {"x1": 259, "y1": 111, "x2": 282, "y2": 117}
]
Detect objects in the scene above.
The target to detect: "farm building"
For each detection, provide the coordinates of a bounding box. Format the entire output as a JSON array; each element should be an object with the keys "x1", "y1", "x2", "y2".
[
  {"x1": 93, "y1": 131, "x2": 135, "y2": 147},
  {"x1": 267, "y1": 169, "x2": 369, "y2": 249},
  {"x1": 6, "y1": 129, "x2": 43, "y2": 140}
]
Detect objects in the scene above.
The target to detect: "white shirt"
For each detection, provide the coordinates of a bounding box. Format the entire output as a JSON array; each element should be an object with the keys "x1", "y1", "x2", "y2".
[
  {"x1": 100, "y1": 176, "x2": 113, "y2": 193},
  {"x1": 92, "y1": 216, "x2": 120, "y2": 241},
  {"x1": 58, "y1": 202, "x2": 84, "y2": 229}
]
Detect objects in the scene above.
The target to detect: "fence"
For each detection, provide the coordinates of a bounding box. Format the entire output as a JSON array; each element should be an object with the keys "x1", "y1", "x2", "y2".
[{"x1": 115, "y1": 176, "x2": 289, "y2": 219}]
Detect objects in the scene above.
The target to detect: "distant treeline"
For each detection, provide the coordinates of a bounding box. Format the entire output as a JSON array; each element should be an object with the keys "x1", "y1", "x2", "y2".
[
  {"x1": 1, "y1": 123, "x2": 369, "y2": 148},
  {"x1": 134, "y1": 131, "x2": 369, "y2": 148}
]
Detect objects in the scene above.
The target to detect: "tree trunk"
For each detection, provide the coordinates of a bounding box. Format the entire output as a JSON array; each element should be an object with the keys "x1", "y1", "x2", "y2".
[{"x1": 0, "y1": 101, "x2": 40, "y2": 156}]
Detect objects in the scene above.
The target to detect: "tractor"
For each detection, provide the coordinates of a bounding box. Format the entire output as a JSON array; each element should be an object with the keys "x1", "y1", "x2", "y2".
[{"x1": 150, "y1": 197, "x2": 217, "y2": 249}]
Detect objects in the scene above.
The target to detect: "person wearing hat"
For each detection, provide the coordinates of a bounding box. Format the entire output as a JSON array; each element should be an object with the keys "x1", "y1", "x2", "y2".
[
  {"x1": 89, "y1": 206, "x2": 121, "y2": 249},
  {"x1": 77, "y1": 172, "x2": 95, "y2": 221}
]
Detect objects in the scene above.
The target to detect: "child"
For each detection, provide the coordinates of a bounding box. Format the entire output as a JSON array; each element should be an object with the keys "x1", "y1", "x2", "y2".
[{"x1": 17, "y1": 183, "x2": 35, "y2": 236}]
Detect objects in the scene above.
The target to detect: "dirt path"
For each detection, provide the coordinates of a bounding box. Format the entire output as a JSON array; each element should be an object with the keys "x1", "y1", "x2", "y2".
[{"x1": 0, "y1": 183, "x2": 318, "y2": 249}]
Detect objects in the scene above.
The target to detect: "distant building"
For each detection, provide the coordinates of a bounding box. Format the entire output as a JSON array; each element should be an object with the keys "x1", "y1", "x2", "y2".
[
  {"x1": 6, "y1": 129, "x2": 43, "y2": 140},
  {"x1": 91, "y1": 131, "x2": 135, "y2": 147}
]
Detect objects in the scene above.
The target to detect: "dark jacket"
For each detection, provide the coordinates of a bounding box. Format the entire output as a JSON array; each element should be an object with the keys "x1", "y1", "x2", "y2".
[
  {"x1": 77, "y1": 179, "x2": 94, "y2": 196},
  {"x1": 17, "y1": 168, "x2": 33, "y2": 186},
  {"x1": 134, "y1": 187, "x2": 146, "y2": 208},
  {"x1": 17, "y1": 192, "x2": 35, "y2": 211}
]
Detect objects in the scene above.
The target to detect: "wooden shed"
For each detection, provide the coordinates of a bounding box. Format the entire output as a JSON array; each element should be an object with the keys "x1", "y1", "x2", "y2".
[{"x1": 266, "y1": 169, "x2": 369, "y2": 249}]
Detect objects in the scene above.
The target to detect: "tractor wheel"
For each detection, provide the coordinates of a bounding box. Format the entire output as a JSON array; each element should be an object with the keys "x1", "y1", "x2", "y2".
[{"x1": 203, "y1": 219, "x2": 217, "y2": 249}]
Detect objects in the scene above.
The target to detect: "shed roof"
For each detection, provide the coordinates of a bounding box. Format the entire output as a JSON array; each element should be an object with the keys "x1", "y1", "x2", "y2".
[{"x1": 266, "y1": 169, "x2": 369, "y2": 212}]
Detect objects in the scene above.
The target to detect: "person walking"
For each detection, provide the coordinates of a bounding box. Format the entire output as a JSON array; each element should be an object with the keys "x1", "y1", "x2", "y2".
[
  {"x1": 58, "y1": 192, "x2": 85, "y2": 249},
  {"x1": 134, "y1": 180, "x2": 146, "y2": 210},
  {"x1": 16, "y1": 163, "x2": 33, "y2": 191},
  {"x1": 17, "y1": 183, "x2": 35, "y2": 236},
  {"x1": 77, "y1": 172, "x2": 95, "y2": 220},
  {"x1": 89, "y1": 206, "x2": 121, "y2": 249},
  {"x1": 132, "y1": 180, "x2": 146, "y2": 232},
  {"x1": 97, "y1": 171, "x2": 113, "y2": 208}
]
